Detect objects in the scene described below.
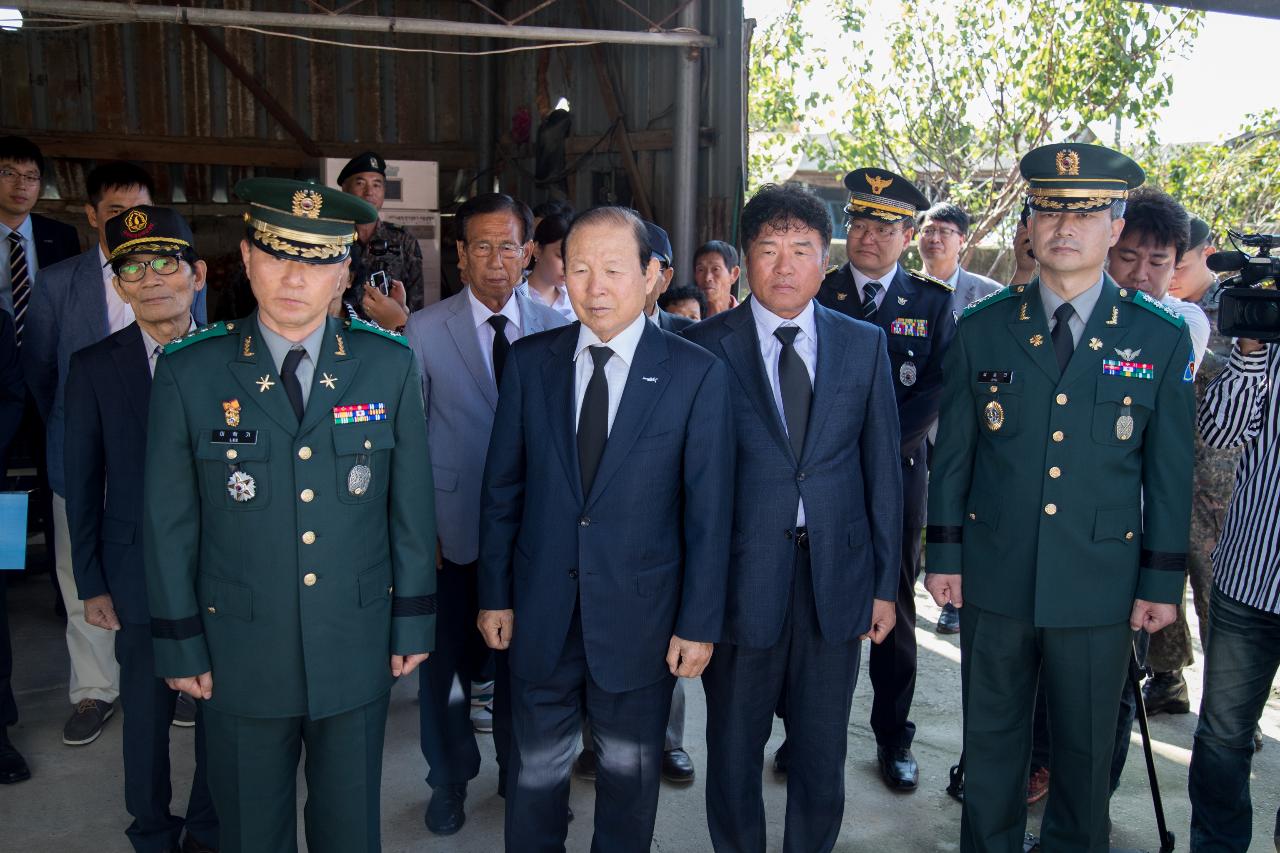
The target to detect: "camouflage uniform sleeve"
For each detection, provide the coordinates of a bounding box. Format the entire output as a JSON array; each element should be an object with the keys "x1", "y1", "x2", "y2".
[{"x1": 398, "y1": 227, "x2": 426, "y2": 313}]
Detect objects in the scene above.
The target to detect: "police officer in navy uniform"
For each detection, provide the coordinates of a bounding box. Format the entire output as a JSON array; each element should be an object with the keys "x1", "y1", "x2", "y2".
[
  {"x1": 816, "y1": 168, "x2": 957, "y2": 790},
  {"x1": 144, "y1": 178, "x2": 436, "y2": 853}
]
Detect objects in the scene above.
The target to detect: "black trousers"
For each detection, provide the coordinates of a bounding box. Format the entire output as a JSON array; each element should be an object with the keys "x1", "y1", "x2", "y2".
[
  {"x1": 417, "y1": 559, "x2": 511, "y2": 788},
  {"x1": 116, "y1": 623, "x2": 217, "y2": 852},
  {"x1": 0, "y1": 573, "x2": 14, "y2": 729},
  {"x1": 506, "y1": 602, "x2": 675, "y2": 853},
  {"x1": 704, "y1": 546, "x2": 862, "y2": 853}
]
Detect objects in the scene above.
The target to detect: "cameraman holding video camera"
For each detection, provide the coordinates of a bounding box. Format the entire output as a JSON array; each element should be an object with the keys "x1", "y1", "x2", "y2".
[{"x1": 1188, "y1": 234, "x2": 1280, "y2": 852}]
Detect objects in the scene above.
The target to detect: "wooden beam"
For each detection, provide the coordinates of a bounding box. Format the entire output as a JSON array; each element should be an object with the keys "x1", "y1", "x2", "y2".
[
  {"x1": 564, "y1": 127, "x2": 717, "y2": 157},
  {"x1": 2, "y1": 129, "x2": 476, "y2": 170}
]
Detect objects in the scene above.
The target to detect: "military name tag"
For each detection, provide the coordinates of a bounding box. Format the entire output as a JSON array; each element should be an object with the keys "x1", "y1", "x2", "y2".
[
  {"x1": 984, "y1": 400, "x2": 1005, "y2": 431},
  {"x1": 212, "y1": 429, "x2": 258, "y2": 444},
  {"x1": 977, "y1": 370, "x2": 1014, "y2": 384},
  {"x1": 226, "y1": 469, "x2": 257, "y2": 502},
  {"x1": 890, "y1": 318, "x2": 929, "y2": 337},
  {"x1": 333, "y1": 403, "x2": 388, "y2": 425}
]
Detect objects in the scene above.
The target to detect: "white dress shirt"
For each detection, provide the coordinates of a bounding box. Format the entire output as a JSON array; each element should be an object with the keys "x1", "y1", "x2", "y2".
[
  {"x1": 467, "y1": 287, "x2": 523, "y2": 382},
  {"x1": 531, "y1": 282, "x2": 575, "y2": 321},
  {"x1": 99, "y1": 246, "x2": 136, "y2": 334},
  {"x1": 573, "y1": 312, "x2": 647, "y2": 437},
  {"x1": 751, "y1": 297, "x2": 817, "y2": 525},
  {"x1": 849, "y1": 262, "x2": 899, "y2": 313},
  {"x1": 1161, "y1": 293, "x2": 1210, "y2": 373}
]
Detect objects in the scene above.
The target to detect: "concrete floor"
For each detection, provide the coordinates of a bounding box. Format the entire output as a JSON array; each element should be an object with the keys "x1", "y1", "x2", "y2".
[{"x1": 2, "y1": 572, "x2": 1278, "y2": 853}]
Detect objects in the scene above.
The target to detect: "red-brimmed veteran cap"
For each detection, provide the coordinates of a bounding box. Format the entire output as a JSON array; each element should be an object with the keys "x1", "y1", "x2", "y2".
[{"x1": 1020, "y1": 142, "x2": 1145, "y2": 214}]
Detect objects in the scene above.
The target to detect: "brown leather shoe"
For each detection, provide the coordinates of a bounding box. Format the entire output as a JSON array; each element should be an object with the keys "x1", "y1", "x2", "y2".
[{"x1": 1026, "y1": 766, "x2": 1050, "y2": 804}]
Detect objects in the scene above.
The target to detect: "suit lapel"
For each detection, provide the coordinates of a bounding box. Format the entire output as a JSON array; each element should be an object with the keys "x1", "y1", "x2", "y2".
[
  {"x1": 298, "y1": 317, "x2": 361, "y2": 436},
  {"x1": 1009, "y1": 281, "x2": 1060, "y2": 384},
  {"x1": 227, "y1": 314, "x2": 301, "y2": 434},
  {"x1": 720, "y1": 302, "x2": 793, "y2": 462},
  {"x1": 446, "y1": 292, "x2": 499, "y2": 410},
  {"x1": 1060, "y1": 278, "x2": 1128, "y2": 389},
  {"x1": 585, "y1": 321, "x2": 670, "y2": 507},
  {"x1": 540, "y1": 325, "x2": 584, "y2": 505},
  {"x1": 110, "y1": 324, "x2": 152, "y2": 430},
  {"x1": 801, "y1": 303, "x2": 850, "y2": 461},
  {"x1": 516, "y1": 292, "x2": 555, "y2": 337}
]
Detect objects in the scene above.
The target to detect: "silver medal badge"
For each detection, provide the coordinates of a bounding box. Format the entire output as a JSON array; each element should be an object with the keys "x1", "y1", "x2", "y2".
[
  {"x1": 899, "y1": 360, "x2": 917, "y2": 387},
  {"x1": 348, "y1": 463, "x2": 372, "y2": 496},
  {"x1": 226, "y1": 469, "x2": 257, "y2": 502}
]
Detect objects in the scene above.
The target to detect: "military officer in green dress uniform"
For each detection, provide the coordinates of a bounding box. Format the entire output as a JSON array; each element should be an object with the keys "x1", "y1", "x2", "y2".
[
  {"x1": 143, "y1": 178, "x2": 436, "y2": 853},
  {"x1": 924, "y1": 143, "x2": 1195, "y2": 852}
]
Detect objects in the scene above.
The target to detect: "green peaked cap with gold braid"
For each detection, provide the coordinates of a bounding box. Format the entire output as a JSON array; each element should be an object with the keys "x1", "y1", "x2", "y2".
[{"x1": 235, "y1": 178, "x2": 377, "y2": 265}]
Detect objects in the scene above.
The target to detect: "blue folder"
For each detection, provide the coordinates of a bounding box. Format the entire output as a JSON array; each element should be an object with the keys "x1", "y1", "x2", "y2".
[{"x1": 0, "y1": 492, "x2": 29, "y2": 571}]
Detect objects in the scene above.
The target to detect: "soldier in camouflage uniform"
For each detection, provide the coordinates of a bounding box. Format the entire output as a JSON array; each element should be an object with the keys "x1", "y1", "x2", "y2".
[
  {"x1": 1144, "y1": 217, "x2": 1237, "y2": 714},
  {"x1": 338, "y1": 151, "x2": 427, "y2": 314}
]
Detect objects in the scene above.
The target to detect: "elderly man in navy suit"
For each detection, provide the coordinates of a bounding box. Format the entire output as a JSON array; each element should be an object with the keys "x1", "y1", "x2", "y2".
[
  {"x1": 478, "y1": 206, "x2": 733, "y2": 853},
  {"x1": 686, "y1": 184, "x2": 901, "y2": 853},
  {"x1": 404, "y1": 192, "x2": 568, "y2": 836},
  {"x1": 64, "y1": 205, "x2": 216, "y2": 852}
]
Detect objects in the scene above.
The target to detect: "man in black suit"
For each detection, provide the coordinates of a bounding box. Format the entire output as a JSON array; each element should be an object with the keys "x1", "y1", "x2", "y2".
[
  {"x1": 0, "y1": 309, "x2": 33, "y2": 784},
  {"x1": 64, "y1": 206, "x2": 217, "y2": 852},
  {"x1": 686, "y1": 184, "x2": 902, "y2": 852},
  {"x1": 478, "y1": 206, "x2": 733, "y2": 852},
  {"x1": 815, "y1": 168, "x2": 958, "y2": 790}
]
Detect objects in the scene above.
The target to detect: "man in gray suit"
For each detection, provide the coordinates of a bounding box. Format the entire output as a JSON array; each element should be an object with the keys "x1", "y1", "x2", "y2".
[
  {"x1": 23, "y1": 162, "x2": 207, "y2": 747},
  {"x1": 404, "y1": 192, "x2": 568, "y2": 837},
  {"x1": 917, "y1": 202, "x2": 1001, "y2": 319}
]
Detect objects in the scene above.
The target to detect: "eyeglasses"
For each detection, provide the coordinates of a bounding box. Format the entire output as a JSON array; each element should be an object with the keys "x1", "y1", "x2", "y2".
[
  {"x1": 920, "y1": 226, "x2": 963, "y2": 240},
  {"x1": 847, "y1": 220, "x2": 903, "y2": 241},
  {"x1": 0, "y1": 168, "x2": 41, "y2": 186},
  {"x1": 466, "y1": 241, "x2": 525, "y2": 259},
  {"x1": 114, "y1": 256, "x2": 182, "y2": 282}
]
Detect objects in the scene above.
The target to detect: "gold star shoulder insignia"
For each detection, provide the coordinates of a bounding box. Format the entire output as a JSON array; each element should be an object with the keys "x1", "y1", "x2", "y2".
[
  {"x1": 256, "y1": 375, "x2": 275, "y2": 393},
  {"x1": 320, "y1": 372, "x2": 338, "y2": 390}
]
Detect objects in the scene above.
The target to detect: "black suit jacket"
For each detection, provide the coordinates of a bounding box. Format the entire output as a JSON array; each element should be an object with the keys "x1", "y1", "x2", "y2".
[
  {"x1": 30, "y1": 214, "x2": 81, "y2": 270},
  {"x1": 656, "y1": 308, "x2": 695, "y2": 333},
  {"x1": 64, "y1": 323, "x2": 153, "y2": 624},
  {"x1": 0, "y1": 311, "x2": 27, "y2": 467}
]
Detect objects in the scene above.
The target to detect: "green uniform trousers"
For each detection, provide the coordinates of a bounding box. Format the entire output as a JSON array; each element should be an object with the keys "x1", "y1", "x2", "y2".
[
  {"x1": 202, "y1": 693, "x2": 390, "y2": 853},
  {"x1": 960, "y1": 603, "x2": 1131, "y2": 853}
]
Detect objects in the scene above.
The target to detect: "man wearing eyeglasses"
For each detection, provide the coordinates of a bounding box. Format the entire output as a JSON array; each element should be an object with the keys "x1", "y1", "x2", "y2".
[
  {"x1": 404, "y1": 192, "x2": 569, "y2": 837},
  {"x1": 917, "y1": 202, "x2": 1002, "y2": 321},
  {"x1": 815, "y1": 168, "x2": 957, "y2": 792},
  {"x1": 63, "y1": 205, "x2": 217, "y2": 853}
]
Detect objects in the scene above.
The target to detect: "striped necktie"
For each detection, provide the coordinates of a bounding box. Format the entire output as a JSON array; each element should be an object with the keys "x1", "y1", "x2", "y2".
[
  {"x1": 862, "y1": 281, "x2": 882, "y2": 321},
  {"x1": 8, "y1": 232, "x2": 29, "y2": 345}
]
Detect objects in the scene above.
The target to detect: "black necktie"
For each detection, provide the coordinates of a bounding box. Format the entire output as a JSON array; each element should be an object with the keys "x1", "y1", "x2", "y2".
[
  {"x1": 862, "y1": 281, "x2": 881, "y2": 321},
  {"x1": 8, "y1": 232, "x2": 29, "y2": 345},
  {"x1": 488, "y1": 315, "x2": 511, "y2": 389},
  {"x1": 281, "y1": 347, "x2": 306, "y2": 422},
  {"x1": 577, "y1": 346, "x2": 613, "y2": 496},
  {"x1": 774, "y1": 326, "x2": 812, "y2": 460},
  {"x1": 1051, "y1": 303, "x2": 1076, "y2": 373}
]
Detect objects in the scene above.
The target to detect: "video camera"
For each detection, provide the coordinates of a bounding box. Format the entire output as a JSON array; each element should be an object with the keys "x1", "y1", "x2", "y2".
[{"x1": 1208, "y1": 231, "x2": 1280, "y2": 341}]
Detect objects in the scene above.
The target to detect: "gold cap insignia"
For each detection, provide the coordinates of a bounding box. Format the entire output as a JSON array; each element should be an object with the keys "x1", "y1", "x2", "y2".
[
  {"x1": 865, "y1": 174, "x2": 893, "y2": 195},
  {"x1": 123, "y1": 209, "x2": 149, "y2": 234},
  {"x1": 1055, "y1": 149, "x2": 1081, "y2": 176},
  {"x1": 291, "y1": 189, "x2": 324, "y2": 219}
]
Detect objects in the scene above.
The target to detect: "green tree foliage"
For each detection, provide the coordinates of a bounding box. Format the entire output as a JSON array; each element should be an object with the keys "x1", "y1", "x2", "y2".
[{"x1": 748, "y1": 0, "x2": 1201, "y2": 268}]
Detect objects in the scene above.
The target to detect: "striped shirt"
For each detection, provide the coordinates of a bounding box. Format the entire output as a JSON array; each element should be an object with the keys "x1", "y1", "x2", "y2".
[{"x1": 1198, "y1": 342, "x2": 1280, "y2": 613}]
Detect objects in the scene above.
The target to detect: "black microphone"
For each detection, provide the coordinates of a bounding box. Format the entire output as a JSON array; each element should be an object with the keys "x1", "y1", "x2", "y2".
[{"x1": 1207, "y1": 251, "x2": 1248, "y2": 272}]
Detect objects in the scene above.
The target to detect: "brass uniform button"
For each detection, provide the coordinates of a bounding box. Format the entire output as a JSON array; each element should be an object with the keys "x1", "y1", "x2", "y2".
[
  {"x1": 1125, "y1": 531, "x2": 1135, "y2": 540},
  {"x1": 1119, "y1": 288, "x2": 1128, "y2": 297},
  {"x1": 968, "y1": 512, "x2": 976, "y2": 520},
  {"x1": 1044, "y1": 503, "x2": 1057, "y2": 516},
  {"x1": 1052, "y1": 430, "x2": 1065, "y2": 442},
  {"x1": 989, "y1": 385, "x2": 998, "y2": 393},
  {"x1": 301, "y1": 531, "x2": 316, "y2": 545},
  {"x1": 225, "y1": 448, "x2": 238, "y2": 460},
  {"x1": 1123, "y1": 395, "x2": 1133, "y2": 406},
  {"x1": 303, "y1": 572, "x2": 318, "y2": 587},
  {"x1": 363, "y1": 439, "x2": 372, "y2": 450},
  {"x1": 225, "y1": 323, "x2": 236, "y2": 331},
  {"x1": 300, "y1": 488, "x2": 315, "y2": 503},
  {"x1": 1049, "y1": 466, "x2": 1061, "y2": 479},
  {"x1": 1056, "y1": 393, "x2": 1068, "y2": 405},
  {"x1": 298, "y1": 446, "x2": 312, "y2": 461}
]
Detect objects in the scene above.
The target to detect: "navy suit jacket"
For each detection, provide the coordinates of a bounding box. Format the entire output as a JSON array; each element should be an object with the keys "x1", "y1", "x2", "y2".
[
  {"x1": 0, "y1": 311, "x2": 27, "y2": 469},
  {"x1": 31, "y1": 214, "x2": 81, "y2": 270},
  {"x1": 64, "y1": 323, "x2": 153, "y2": 624},
  {"x1": 479, "y1": 319, "x2": 734, "y2": 693},
  {"x1": 24, "y1": 247, "x2": 207, "y2": 495},
  {"x1": 682, "y1": 300, "x2": 903, "y2": 648},
  {"x1": 656, "y1": 308, "x2": 694, "y2": 332}
]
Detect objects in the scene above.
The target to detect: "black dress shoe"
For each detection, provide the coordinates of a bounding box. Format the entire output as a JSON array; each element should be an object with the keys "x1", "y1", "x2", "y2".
[
  {"x1": 876, "y1": 746, "x2": 918, "y2": 791},
  {"x1": 936, "y1": 602, "x2": 961, "y2": 634},
  {"x1": 0, "y1": 730, "x2": 30, "y2": 784},
  {"x1": 574, "y1": 748, "x2": 598, "y2": 781},
  {"x1": 425, "y1": 783, "x2": 467, "y2": 836},
  {"x1": 180, "y1": 833, "x2": 218, "y2": 853},
  {"x1": 773, "y1": 741, "x2": 789, "y2": 776},
  {"x1": 1142, "y1": 670, "x2": 1190, "y2": 715},
  {"x1": 662, "y1": 748, "x2": 695, "y2": 783}
]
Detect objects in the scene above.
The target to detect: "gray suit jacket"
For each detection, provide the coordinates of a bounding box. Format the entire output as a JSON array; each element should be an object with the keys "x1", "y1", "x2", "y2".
[
  {"x1": 950, "y1": 266, "x2": 1002, "y2": 318},
  {"x1": 24, "y1": 248, "x2": 207, "y2": 495},
  {"x1": 406, "y1": 288, "x2": 569, "y2": 564}
]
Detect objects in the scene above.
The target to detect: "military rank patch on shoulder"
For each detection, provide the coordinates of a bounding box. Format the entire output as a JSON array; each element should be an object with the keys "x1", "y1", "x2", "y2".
[
  {"x1": 960, "y1": 286, "x2": 1017, "y2": 319},
  {"x1": 1130, "y1": 290, "x2": 1186, "y2": 328},
  {"x1": 346, "y1": 317, "x2": 408, "y2": 346},
  {"x1": 162, "y1": 321, "x2": 229, "y2": 355},
  {"x1": 908, "y1": 269, "x2": 954, "y2": 292},
  {"x1": 824, "y1": 264, "x2": 840, "y2": 277}
]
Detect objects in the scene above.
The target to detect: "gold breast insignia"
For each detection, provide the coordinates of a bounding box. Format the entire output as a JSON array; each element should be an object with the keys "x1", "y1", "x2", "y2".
[
  {"x1": 1089, "y1": 337, "x2": 1103, "y2": 351},
  {"x1": 1030, "y1": 334, "x2": 1044, "y2": 347},
  {"x1": 1105, "y1": 306, "x2": 1119, "y2": 326}
]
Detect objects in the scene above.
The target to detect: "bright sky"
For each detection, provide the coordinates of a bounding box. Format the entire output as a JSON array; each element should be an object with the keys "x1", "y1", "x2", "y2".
[{"x1": 742, "y1": 1, "x2": 1280, "y2": 145}]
